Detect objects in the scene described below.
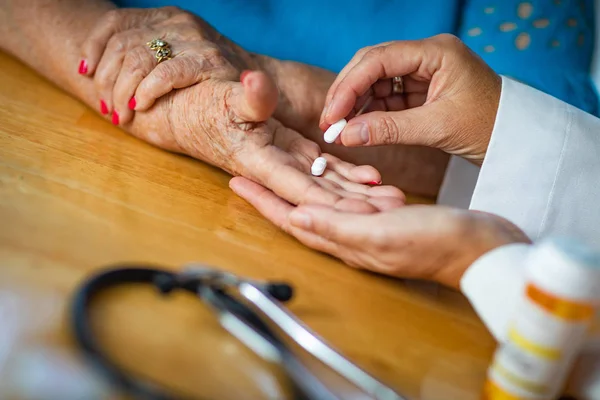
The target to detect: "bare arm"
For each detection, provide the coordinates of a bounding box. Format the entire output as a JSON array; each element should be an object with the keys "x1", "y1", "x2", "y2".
[
  {"x1": 0, "y1": 1, "x2": 447, "y2": 196},
  {"x1": 0, "y1": 0, "x2": 116, "y2": 107}
]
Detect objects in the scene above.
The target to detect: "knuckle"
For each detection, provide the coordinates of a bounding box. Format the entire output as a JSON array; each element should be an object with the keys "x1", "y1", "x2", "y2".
[
  {"x1": 102, "y1": 9, "x2": 122, "y2": 27},
  {"x1": 155, "y1": 62, "x2": 182, "y2": 85},
  {"x1": 107, "y1": 33, "x2": 128, "y2": 53},
  {"x1": 94, "y1": 68, "x2": 112, "y2": 91},
  {"x1": 375, "y1": 116, "x2": 399, "y2": 144},
  {"x1": 356, "y1": 45, "x2": 373, "y2": 58},
  {"x1": 435, "y1": 33, "x2": 463, "y2": 48},
  {"x1": 153, "y1": 64, "x2": 171, "y2": 82},
  {"x1": 94, "y1": 75, "x2": 111, "y2": 94},
  {"x1": 202, "y1": 46, "x2": 223, "y2": 62},
  {"x1": 366, "y1": 45, "x2": 386, "y2": 60},
  {"x1": 169, "y1": 10, "x2": 197, "y2": 25},
  {"x1": 162, "y1": 5, "x2": 183, "y2": 15},
  {"x1": 371, "y1": 226, "x2": 392, "y2": 252},
  {"x1": 122, "y1": 47, "x2": 147, "y2": 72}
]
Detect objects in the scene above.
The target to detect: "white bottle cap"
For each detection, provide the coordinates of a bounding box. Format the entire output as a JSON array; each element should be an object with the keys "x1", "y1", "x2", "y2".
[{"x1": 527, "y1": 237, "x2": 600, "y2": 302}]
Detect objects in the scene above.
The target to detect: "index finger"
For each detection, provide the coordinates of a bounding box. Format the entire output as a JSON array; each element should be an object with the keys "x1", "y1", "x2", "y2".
[
  {"x1": 288, "y1": 205, "x2": 378, "y2": 248},
  {"x1": 319, "y1": 44, "x2": 382, "y2": 128},
  {"x1": 323, "y1": 40, "x2": 430, "y2": 126}
]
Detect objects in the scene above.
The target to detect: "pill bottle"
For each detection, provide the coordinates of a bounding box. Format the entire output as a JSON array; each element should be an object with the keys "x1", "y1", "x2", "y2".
[{"x1": 481, "y1": 238, "x2": 600, "y2": 400}]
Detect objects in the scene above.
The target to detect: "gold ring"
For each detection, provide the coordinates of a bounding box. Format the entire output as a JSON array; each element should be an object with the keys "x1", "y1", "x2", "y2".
[
  {"x1": 155, "y1": 46, "x2": 172, "y2": 63},
  {"x1": 147, "y1": 38, "x2": 172, "y2": 63},
  {"x1": 392, "y1": 76, "x2": 404, "y2": 95},
  {"x1": 147, "y1": 38, "x2": 168, "y2": 49}
]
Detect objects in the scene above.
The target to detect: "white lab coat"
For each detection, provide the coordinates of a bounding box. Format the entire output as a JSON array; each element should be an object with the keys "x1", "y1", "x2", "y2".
[{"x1": 437, "y1": 6, "x2": 600, "y2": 397}]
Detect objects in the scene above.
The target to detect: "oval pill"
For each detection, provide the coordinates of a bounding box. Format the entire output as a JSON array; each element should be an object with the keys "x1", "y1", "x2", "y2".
[
  {"x1": 311, "y1": 157, "x2": 327, "y2": 176},
  {"x1": 323, "y1": 119, "x2": 347, "y2": 143}
]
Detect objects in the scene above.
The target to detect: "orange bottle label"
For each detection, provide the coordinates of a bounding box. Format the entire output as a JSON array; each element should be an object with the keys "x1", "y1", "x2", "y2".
[{"x1": 526, "y1": 284, "x2": 595, "y2": 321}]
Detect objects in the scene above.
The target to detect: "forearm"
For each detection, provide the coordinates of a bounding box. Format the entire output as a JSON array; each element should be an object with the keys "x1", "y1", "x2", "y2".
[{"x1": 0, "y1": 0, "x2": 115, "y2": 106}]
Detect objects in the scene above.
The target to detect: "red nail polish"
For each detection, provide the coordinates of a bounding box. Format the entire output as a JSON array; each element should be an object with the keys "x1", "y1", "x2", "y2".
[
  {"x1": 111, "y1": 111, "x2": 119, "y2": 125},
  {"x1": 368, "y1": 181, "x2": 382, "y2": 186},
  {"x1": 78, "y1": 59, "x2": 88, "y2": 75},
  {"x1": 128, "y1": 97, "x2": 136, "y2": 110},
  {"x1": 240, "y1": 70, "x2": 251, "y2": 84},
  {"x1": 100, "y1": 100, "x2": 109, "y2": 115}
]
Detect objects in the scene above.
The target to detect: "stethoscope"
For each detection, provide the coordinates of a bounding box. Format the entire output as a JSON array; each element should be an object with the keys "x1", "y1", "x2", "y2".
[{"x1": 70, "y1": 264, "x2": 408, "y2": 400}]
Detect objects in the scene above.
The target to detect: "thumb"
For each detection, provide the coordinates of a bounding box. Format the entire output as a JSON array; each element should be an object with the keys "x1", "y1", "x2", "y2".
[
  {"x1": 339, "y1": 103, "x2": 451, "y2": 147},
  {"x1": 226, "y1": 70, "x2": 279, "y2": 123}
]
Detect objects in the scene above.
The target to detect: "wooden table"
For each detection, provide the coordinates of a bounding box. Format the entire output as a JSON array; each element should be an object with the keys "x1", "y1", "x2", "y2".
[{"x1": 0, "y1": 51, "x2": 496, "y2": 400}]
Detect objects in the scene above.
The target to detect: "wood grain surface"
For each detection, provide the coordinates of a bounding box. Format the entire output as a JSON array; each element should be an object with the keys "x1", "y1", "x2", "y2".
[{"x1": 0, "y1": 51, "x2": 495, "y2": 400}]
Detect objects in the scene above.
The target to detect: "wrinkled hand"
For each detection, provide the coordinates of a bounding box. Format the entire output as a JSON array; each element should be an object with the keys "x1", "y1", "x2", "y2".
[
  {"x1": 77, "y1": 7, "x2": 406, "y2": 211},
  {"x1": 123, "y1": 70, "x2": 405, "y2": 213},
  {"x1": 80, "y1": 6, "x2": 257, "y2": 124},
  {"x1": 231, "y1": 177, "x2": 530, "y2": 288},
  {"x1": 79, "y1": 6, "x2": 335, "y2": 133},
  {"x1": 320, "y1": 34, "x2": 502, "y2": 165}
]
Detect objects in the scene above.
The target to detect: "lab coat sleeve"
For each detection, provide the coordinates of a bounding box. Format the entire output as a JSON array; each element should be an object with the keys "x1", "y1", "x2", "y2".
[
  {"x1": 459, "y1": 243, "x2": 530, "y2": 341},
  {"x1": 468, "y1": 76, "x2": 600, "y2": 246},
  {"x1": 456, "y1": 77, "x2": 600, "y2": 398}
]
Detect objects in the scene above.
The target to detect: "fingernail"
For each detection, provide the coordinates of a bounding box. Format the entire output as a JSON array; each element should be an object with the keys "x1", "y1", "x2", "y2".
[
  {"x1": 111, "y1": 111, "x2": 119, "y2": 125},
  {"x1": 289, "y1": 211, "x2": 312, "y2": 230},
  {"x1": 128, "y1": 97, "x2": 136, "y2": 110},
  {"x1": 368, "y1": 181, "x2": 382, "y2": 186},
  {"x1": 344, "y1": 123, "x2": 369, "y2": 145},
  {"x1": 100, "y1": 100, "x2": 109, "y2": 115},
  {"x1": 78, "y1": 59, "x2": 88, "y2": 75},
  {"x1": 240, "y1": 70, "x2": 251, "y2": 84}
]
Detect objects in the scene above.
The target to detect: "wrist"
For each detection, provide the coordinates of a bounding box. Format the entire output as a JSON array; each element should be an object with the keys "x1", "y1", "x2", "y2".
[
  {"x1": 433, "y1": 210, "x2": 531, "y2": 290},
  {"x1": 463, "y1": 72, "x2": 502, "y2": 166},
  {"x1": 257, "y1": 55, "x2": 334, "y2": 133},
  {"x1": 5, "y1": 1, "x2": 116, "y2": 108}
]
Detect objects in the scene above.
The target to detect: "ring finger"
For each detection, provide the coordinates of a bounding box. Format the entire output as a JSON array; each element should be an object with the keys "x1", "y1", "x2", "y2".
[
  {"x1": 94, "y1": 30, "x2": 147, "y2": 120},
  {"x1": 112, "y1": 44, "x2": 159, "y2": 125}
]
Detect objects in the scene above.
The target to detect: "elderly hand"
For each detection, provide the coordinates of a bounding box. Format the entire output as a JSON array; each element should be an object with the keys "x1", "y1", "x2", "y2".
[
  {"x1": 122, "y1": 68, "x2": 405, "y2": 213},
  {"x1": 230, "y1": 176, "x2": 530, "y2": 289},
  {"x1": 79, "y1": 6, "x2": 333, "y2": 132},
  {"x1": 320, "y1": 34, "x2": 502, "y2": 165},
  {"x1": 79, "y1": 6, "x2": 258, "y2": 125},
  {"x1": 76, "y1": 7, "x2": 405, "y2": 212}
]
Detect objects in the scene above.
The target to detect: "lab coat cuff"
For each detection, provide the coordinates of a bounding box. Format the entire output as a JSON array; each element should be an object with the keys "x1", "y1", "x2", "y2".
[
  {"x1": 460, "y1": 243, "x2": 532, "y2": 341},
  {"x1": 469, "y1": 76, "x2": 570, "y2": 239}
]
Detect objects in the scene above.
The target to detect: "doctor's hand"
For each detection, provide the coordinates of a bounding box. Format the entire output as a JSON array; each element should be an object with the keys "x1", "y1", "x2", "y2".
[
  {"x1": 230, "y1": 177, "x2": 530, "y2": 289},
  {"x1": 320, "y1": 34, "x2": 501, "y2": 165}
]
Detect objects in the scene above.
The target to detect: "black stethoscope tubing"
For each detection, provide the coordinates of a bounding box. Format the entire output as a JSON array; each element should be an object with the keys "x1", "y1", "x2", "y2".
[{"x1": 70, "y1": 265, "x2": 340, "y2": 400}]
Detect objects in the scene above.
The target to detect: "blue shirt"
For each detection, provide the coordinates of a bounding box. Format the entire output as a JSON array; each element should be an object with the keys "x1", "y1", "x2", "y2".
[{"x1": 115, "y1": 0, "x2": 597, "y2": 114}]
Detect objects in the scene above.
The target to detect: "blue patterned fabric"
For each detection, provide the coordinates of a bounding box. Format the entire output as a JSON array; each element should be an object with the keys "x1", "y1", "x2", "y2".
[
  {"x1": 115, "y1": 0, "x2": 597, "y2": 114},
  {"x1": 459, "y1": 0, "x2": 597, "y2": 114}
]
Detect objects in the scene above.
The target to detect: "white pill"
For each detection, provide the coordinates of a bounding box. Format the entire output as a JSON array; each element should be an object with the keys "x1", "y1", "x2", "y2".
[
  {"x1": 323, "y1": 119, "x2": 347, "y2": 144},
  {"x1": 311, "y1": 156, "x2": 327, "y2": 176}
]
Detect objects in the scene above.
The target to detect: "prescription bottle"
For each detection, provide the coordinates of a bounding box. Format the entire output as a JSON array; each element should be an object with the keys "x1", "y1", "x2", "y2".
[{"x1": 481, "y1": 238, "x2": 600, "y2": 400}]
